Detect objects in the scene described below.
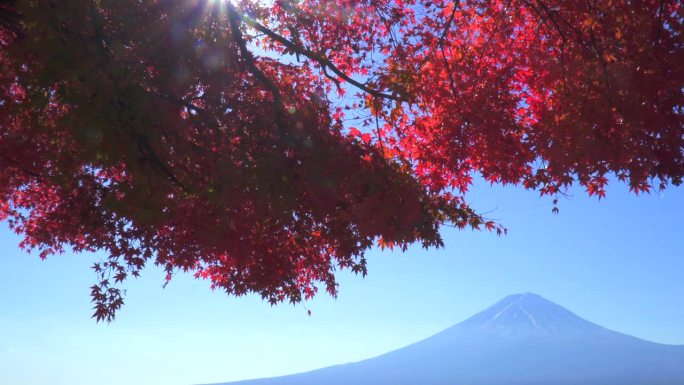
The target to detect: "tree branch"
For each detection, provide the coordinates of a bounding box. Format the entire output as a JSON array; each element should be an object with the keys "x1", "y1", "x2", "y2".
[
  {"x1": 0, "y1": 0, "x2": 23, "y2": 39},
  {"x1": 226, "y1": 2, "x2": 289, "y2": 133},
  {"x1": 232, "y1": 7, "x2": 401, "y2": 101},
  {"x1": 0, "y1": 151, "x2": 46, "y2": 179}
]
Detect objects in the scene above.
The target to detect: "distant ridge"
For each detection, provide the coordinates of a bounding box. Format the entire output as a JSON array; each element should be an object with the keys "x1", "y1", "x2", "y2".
[{"x1": 211, "y1": 293, "x2": 684, "y2": 385}]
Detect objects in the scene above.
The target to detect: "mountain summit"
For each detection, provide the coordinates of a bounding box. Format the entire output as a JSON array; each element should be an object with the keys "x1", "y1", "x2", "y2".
[
  {"x1": 212, "y1": 293, "x2": 684, "y2": 385},
  {"x1": 457, "y1": 292, "x2": 606, "y2": 336}
]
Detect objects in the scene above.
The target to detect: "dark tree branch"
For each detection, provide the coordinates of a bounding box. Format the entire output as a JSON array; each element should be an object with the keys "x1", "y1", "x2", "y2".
[
  {"x1": 133, "y1": 134, "x2": 190, "y2": 193},
  {"x1": 0, "y1": 0, "x2": 23, "y2": 39},
  {"x1": 0, "y1": 152, "x2": 46, "y2": 179},
  {"x1": 231, "y1": 6, "x2": 401, "y2": 101},
  {"x1": 653, "y1": 0, "x2": 666, "y2": 45},
  {"x1": 419, "y1": 0, "x2": 459, "y2": 70},
  {"x1": 226, "y1": 2, "x2": 289, "y2": 133}
]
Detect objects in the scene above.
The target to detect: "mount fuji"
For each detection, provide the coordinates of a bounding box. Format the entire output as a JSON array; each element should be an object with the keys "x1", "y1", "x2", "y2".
[{"x1": 211, "y1": 293, "x2": 684, "y2": 385}]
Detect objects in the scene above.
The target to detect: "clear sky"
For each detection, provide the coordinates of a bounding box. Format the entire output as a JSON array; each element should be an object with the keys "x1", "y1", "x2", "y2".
[{"x1": 1, "y1": 178, "x2": 683, "y2": 385}]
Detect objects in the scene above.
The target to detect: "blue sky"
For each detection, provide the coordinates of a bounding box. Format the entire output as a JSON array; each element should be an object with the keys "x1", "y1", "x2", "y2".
[{"x1": 1, "y1": 178, "x2": 683, "y2": 385}]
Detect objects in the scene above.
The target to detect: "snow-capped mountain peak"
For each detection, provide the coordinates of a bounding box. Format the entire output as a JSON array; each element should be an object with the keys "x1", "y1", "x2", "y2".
[{"x1": 456, "y1": 292, "x2": 601, "y2": 336}]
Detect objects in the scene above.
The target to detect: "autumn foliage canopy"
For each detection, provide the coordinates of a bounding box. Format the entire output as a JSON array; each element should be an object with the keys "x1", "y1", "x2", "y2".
[{"x1": 0, "y1": 0, "x2": 682, "y2": 321}]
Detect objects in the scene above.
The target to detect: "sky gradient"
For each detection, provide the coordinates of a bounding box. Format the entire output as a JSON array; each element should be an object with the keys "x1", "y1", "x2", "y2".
[{"x1": 1, "y1": 179, "x2": 683, "y2": 385}]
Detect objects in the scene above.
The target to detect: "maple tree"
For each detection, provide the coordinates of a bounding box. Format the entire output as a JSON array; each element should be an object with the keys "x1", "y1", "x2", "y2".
[{"x1": 0, "y1": 0, "x2": 681, "y2": 321}]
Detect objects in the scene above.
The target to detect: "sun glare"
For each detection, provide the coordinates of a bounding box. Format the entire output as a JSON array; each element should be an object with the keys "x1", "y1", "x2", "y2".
[
  {"x1": 205, "y1": 0, "x2": 274, "y2": 6},
  {"x1": 201, "y1": 0, "x2": 275, "y2": 15}
]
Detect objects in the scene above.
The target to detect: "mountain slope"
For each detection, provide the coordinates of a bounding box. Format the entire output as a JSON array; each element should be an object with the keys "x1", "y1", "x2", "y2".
[{"x1": 211, "y1": 293, "x2": 684, "y2": 385}]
